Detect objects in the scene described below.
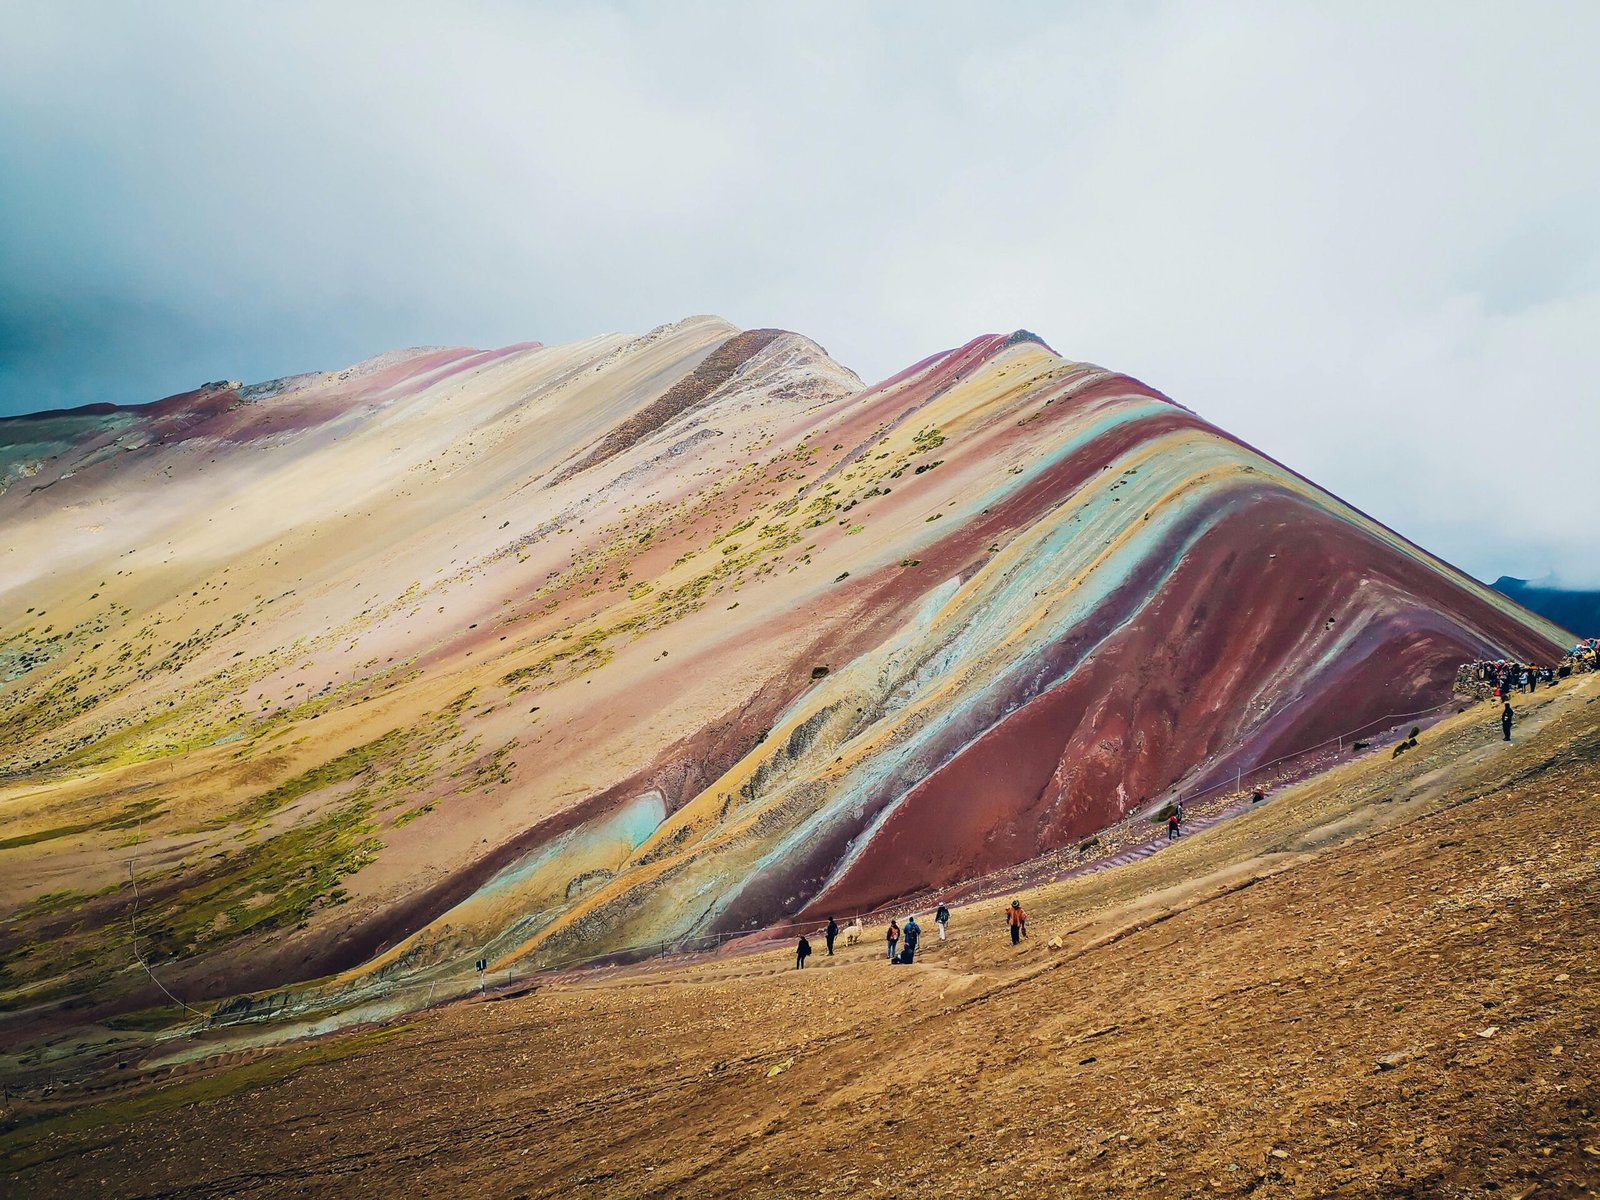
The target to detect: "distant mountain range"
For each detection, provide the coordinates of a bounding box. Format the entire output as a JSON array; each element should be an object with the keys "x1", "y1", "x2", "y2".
[{"x1": 1490, "y1": 577, "x2": 1600, "y2": 639}]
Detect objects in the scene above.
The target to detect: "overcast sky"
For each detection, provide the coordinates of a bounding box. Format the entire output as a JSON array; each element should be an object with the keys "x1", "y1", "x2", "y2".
[{"x1": 2, "y1": 2, "x2": 1597, "y2": 585}]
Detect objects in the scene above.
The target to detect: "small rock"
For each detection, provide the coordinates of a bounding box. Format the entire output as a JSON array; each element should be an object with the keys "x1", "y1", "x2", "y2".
[
  {"x1": 1269, "y1": 1148, "x2": 1289, "y2": 1160},
  {"x1": 1554, "y1": 973, "x2": 1570, "y2": 982},
  {"x1": 1477, "y1": 1026, "x2": 1500, "y2": 1038},
  {"x1": 1375, "y1": 1050, "x2": 1412, "y2": 1071}
]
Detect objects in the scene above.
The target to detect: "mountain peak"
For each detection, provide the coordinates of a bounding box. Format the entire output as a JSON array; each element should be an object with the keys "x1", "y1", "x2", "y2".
[{"x1": 0, "y1": 319, "x2": 1568, "y2": 1042}]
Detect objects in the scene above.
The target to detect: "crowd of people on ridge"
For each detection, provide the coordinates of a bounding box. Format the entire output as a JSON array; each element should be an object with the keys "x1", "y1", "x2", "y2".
[
  {"x1": 1457, "y1": 639, "x2": 1597, "y2": 742},
  {"x1": 1457, "y1": 639, "x2": 1598, "y2": 702}
]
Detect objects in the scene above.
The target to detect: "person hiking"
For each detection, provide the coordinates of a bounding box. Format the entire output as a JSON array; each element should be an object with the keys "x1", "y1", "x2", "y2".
[
  {"x1": 1006, "y1": 900, "x2": 1027, "y2": 945},
  {"x1": 935, "y1": 903, "x2": 950, "y2": 941},
  {"x1": 1501, "y1": 701, "x2": 1514, "y2": 742},
  {"x1": 886, "y1": 919, "x2": 900, "y2": 962},
  {"x1": 796, "y1": 935, "x2": 811, "y2": 970},
  {"x1": 898, "y1": 915, "x2": 921, "y2": 964},
  {"x1": 1251, "y1": 788, "x2": 1265, "y2": 804},
  {"x1": 1168, "y1": 811, "x2": 1181, "y2": 841},
  {"x1": 825, "y1": 916, "x2": 839, "y2": 957}
]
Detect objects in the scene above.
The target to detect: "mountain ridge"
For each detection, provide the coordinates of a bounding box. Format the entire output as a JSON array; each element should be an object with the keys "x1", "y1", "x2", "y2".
[{"x1": 0, "y1": 318, "x2": 1568, "y2": 1048}]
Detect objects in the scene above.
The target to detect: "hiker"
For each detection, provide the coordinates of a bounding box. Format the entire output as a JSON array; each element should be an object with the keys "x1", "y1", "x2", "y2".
[
  {"x1": 825, "y1": 916, "x2": 839, "y2": 956},
  {"x1": 897, "y1": 915, "x2": 921, "y2": 964},
  {"x1": 1168, "y1": 811, "x2": 1181, "y2": 840},
  {"x1": 1501, "y1": 701, "x2": 1514, "y2": 742},
  {"x1": 935, "y1": 902, "x2": 950, "y2": 941},
  {"x1": 1175, "y1": 799, "x2": 1186, "y2": 824},
  {"x1": 1006, "y1": 899, "x2": 1027, "y2": 945},
  {"x1": 1251, "y1": 788, "x2": 1265, "y2": 804},
  {"x1": 796, "y1": 935, "x2": 811, "y2": 969},
  {"x1": 886, "y1": 919, "x2": 900, "y2": 962}
]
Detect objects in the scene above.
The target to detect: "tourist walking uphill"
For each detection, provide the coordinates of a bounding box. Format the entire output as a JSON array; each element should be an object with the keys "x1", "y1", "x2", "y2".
[
  {"x1": 895, "y1": 915, "x2": 921, "y2": 964},
  {"x1": 1006, "y1": 899, "x2": 1028, "y2": 945}
]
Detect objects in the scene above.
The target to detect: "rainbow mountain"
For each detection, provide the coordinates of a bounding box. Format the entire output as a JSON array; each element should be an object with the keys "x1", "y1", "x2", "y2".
[{"x1": 0, "y1": 316, "x2": 1567, "y2": 1043}]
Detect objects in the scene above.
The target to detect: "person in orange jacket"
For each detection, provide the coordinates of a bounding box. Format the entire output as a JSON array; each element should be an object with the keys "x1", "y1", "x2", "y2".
[{"x1": 1006, "y1": 899, "x2": 1027, "y2": 945}]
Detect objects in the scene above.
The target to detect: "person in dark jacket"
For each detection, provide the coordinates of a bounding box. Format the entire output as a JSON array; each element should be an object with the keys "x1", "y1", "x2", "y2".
[
  {"x1": 896, "y1": 916, "x2": 921, "y2": 964},
  {"x1": 935, "y1": 903, "x2": 950, "y2": 941},
  {"x1": 1501, "y1": 702, "x2": 1514, "y2": 742},
  {"x1": 796, "y1": 935, "x2": 812, "y2": 969},
  {"x1": 825, "y1": 916, "x2": 839, "y2": 956}
]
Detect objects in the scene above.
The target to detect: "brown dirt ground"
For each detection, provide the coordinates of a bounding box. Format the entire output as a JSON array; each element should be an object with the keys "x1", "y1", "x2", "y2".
[{"x1": 3, "y1": 678, "x2": 1598, "y2": 1199}]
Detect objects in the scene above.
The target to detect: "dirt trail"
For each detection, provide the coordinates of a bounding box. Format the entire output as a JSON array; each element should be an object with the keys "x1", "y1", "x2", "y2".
[{"x1": 3, "y1": 678, "x2": 1597, "y2": 1198}]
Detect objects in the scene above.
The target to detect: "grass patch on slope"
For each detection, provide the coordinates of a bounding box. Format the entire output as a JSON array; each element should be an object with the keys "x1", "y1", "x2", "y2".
[{"x1": 233, "y1": 730, "x2": 410, "y2": 823}]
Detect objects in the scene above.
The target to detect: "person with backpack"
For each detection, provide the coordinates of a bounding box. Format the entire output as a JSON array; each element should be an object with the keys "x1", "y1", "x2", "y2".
[
  {"x1": 897, "y1": 915, "x2": 921, "y2": 964},
  {"x1": 886, "y1": 919, "x2": 900, "y2": 962},
  {"x1": 935, "y1": 903, "x2": 950, "y2": 941},
  {"x1": 1006, "y1": 900, "x2": 1027, "y2": 945},
  {"x1": 796, "y1": 935, "x2": 811, "y2": 969},
  {"x1": 825, "y1": 916, "x2": 839, "y2": 956},
  {"x1": 1168, "y1": 811, "x2": 1181, "y2": 841},
  {"x1": 1501, "y1": 701, "x2": 1514, "y2": 742}
]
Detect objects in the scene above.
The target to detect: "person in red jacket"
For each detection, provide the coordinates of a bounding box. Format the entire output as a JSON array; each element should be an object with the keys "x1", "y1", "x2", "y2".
[
  {"x1": 1006, "y1": 900, "x2": 1027, "y2": 945},
  {"x1": 886, "y1": 919, "x2": 900, "y2": 962}
]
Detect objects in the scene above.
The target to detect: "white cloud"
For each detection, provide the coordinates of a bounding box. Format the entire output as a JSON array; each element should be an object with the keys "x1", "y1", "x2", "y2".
[{"x1": 1, "y1": 0, "x2": 1596, "y2": 582}]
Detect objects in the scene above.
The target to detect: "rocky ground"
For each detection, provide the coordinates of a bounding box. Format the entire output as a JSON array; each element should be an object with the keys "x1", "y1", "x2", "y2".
[{"x1": 2, "y1": 676, "x2": 1597, "y2": 1198}]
